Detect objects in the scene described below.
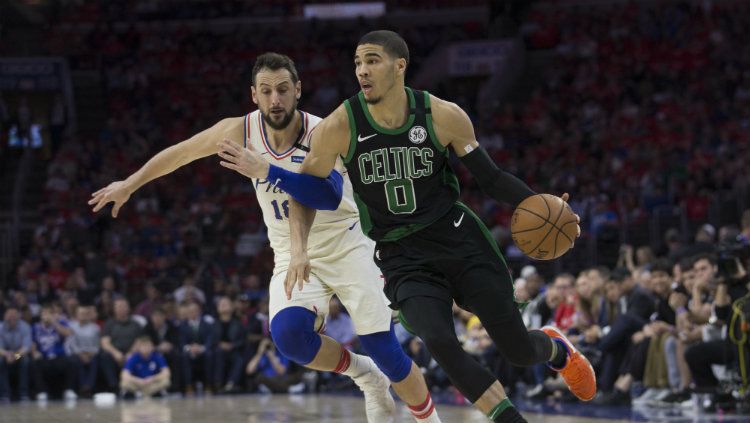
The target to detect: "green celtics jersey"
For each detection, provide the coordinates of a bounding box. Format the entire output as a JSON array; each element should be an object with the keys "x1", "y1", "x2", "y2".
[{"x1": 342, "y1": 87, "x2": 460, "y2": 242}]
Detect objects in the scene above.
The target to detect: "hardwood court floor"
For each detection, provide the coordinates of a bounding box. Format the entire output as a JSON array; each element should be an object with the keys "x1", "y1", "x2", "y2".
[
  {"x1": 0, "y1": 394, "x2": 744, "y2": 423},
  {"x1": 0, "y1": 394, "x2": 629, "y2": 423}
]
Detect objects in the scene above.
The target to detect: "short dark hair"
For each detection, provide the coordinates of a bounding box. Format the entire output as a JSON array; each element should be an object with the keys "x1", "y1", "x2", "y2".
[
  {"x1": 650, "y1": 259, "x2": 673, "y2": 276},
  {"x1": 252, "y1": 52, "x2": 299, "y2": 86},
  {"x1": 358, "y1": 30, "x2": 409, "y2": 66},
  {"x1": 609, "y1": 267, "x2": 632, "y2": 283},
  {"x1": 692, "y1": 253, "x2": 717, "y2": 267}
]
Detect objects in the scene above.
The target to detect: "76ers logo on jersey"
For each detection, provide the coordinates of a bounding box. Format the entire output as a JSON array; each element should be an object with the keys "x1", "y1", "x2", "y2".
[{"x1": 409, "y1": 126, "x2": 427, "y2": 144}]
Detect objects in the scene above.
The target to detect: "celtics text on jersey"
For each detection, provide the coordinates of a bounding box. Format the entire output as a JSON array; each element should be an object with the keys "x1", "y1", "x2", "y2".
[{"x1": 342, "y1": 87, "x2": 460, "y2": 242}]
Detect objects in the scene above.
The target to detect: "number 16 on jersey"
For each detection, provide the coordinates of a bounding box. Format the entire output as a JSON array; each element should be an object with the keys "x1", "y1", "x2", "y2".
[{"x1": 271, "y1": 199, "x2": 289, "y2": 220}]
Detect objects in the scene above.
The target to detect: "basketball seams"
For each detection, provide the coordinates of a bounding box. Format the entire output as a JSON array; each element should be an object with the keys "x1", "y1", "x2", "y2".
[
  {"x1": 510, "y1": 211, "x2": 548, "y2": 234},
  {"x1": 556, "y1": 220, "x2": 577, "y2": 244},
  {"x1": 528, "y1": 222, "x2": 556, "y2": 258},
  {"x1": 511, "y1": 223, "x2": 550, "y2": 235},
  {"x1": 552, "y1": 221, "x2": 561, "y2": 258},
  {"x1": 512, "y1": 194, "x2": 577, "y2": 260},
  {"x1": 550, "y1": 195, "x2": 565, "y2": 227},
  {"x1": 540, "y1": 193, "x2": 552, "y2": 221},
  {"x1": 514, "y1": 207, "x2": 565, "y2": 232}
]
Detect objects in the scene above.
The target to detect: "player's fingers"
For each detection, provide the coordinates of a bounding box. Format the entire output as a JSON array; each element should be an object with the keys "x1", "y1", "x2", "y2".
[
  {"x1": 92, "y1": 196, "x2": 110, "y2": 213},
  {"x1": 561, "y1": 192, "x2": 570, "y2": 202},
  {"x1": 88, "y1": 192, "x2": 104, "y2": 205},
  {"x1": 284, "y1": 272, "x2": 294, "y2": 300},
  {"x1": 304, "y1": 265, "x2": 310, "y2": 283},
  {"x1": 217, "y1": 149, "x2": 238, "y2": 162},
  {"x1": 219, "y1": 161, "x2": 240, "y2": 172},
  {"x1": 216, "y1": 145, "x2": 240, "y2": 158},
  {"x1": 92, "y1": 187, "x2": 107, "y2": 197},
  {"x1": 112, "y1": 201, "x2": 122, "y2": 218}
]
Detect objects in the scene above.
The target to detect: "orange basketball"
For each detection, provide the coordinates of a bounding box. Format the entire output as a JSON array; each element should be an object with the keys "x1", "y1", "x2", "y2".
[{"x1": 510, "y1": 194, "x2": 578, "y2": 260}]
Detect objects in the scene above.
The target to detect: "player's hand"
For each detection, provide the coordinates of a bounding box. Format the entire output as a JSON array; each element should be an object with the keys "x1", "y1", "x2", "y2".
[
  {"x1": 217, "y1": 139, "x2": 270, "y2": 179},
  {"x1": 89, "y1": 180, "x2": 132, "y2": 218},
  {"x1": 285, "y1": 250, "x2": 311, "y2": 300},
  {"x1": 559, "y1": 192, "x2": 581, "y2": 241},
  {"x1": 669, "y1": 292, "x2": 688, "y2": 311}
]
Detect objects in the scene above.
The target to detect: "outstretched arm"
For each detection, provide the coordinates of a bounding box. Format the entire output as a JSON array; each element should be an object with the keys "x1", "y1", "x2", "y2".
[
  {"x1": 89, "y1": 117, "x2": 243, "y2": 217},
  {"x1": 284, "y1": 105, "x2": 350, "y2": 298},
  {"x1": 217, "y1": 138, "x2": 344, "y2": 211}
]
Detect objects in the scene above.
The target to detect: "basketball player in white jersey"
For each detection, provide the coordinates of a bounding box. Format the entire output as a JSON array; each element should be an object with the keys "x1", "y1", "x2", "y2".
[{"x1": 89, "y1": 52, "x2": 440, "y2": 423}]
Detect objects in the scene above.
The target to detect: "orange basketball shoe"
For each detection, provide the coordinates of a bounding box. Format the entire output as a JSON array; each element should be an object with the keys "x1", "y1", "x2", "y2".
[{"x1": 542, "y1": 325, "x2": 596, "y2": 401}]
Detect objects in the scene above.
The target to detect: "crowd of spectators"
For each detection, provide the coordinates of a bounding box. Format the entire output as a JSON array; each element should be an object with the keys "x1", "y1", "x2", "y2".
[
  {"x1": 45, "y1": 0, "x2": 486, "y2": 24},
  {"x1": 1, "y1": 0, "x2": 750, "y2": 413},
  {"x1": 491, "y1": 0, "x2": 750, "y2": 232}
]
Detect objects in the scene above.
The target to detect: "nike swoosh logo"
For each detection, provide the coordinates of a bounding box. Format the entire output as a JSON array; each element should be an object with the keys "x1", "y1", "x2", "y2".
[
  {"x1": 348, "y1": 221, "x2": 358, "y2": 230},
  {"x1": 453, "y1": 212, "x2": 465, "y2": 228},
  {"x1": 357, "y1": 134, "x2": 377, "y2": 142}
]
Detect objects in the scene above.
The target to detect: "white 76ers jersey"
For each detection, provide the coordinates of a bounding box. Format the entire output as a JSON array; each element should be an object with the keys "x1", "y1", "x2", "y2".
[{"x1": 244, "y1": 110, "x2": 362, "y2": 266}]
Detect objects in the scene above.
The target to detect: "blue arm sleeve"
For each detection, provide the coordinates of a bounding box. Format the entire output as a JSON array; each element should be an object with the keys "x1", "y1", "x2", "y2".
[{"x1": 267, "y1": 165, "x2": 343, "y2": 211}]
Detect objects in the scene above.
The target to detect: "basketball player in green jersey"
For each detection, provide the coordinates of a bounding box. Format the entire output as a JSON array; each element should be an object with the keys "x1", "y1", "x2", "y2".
[{"x1": 282, "y1": 31, "x2": 598, "y2": 423}]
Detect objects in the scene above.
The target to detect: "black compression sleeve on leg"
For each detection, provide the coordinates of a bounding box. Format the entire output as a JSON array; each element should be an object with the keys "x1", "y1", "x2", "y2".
[
  {"x1": 459, "y1": 146, "x2": 536, "y2": 207},
  {"x1": 399, "y1": 296, "x2": 497, "y2": 402}
]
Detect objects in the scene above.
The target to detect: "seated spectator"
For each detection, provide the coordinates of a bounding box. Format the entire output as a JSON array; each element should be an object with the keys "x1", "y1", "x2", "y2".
[
  {"x1": 67, "y1": 305, "x2": 100, "y2": 397},
  {"x1": 95, "y1": 276, "x2": 123, "y2": 308},
  {"x1": 100, "y1": 299, "x2": 143, "y2": 392},
  {"x1": 241, "y1": 274, "x2": 268, "y2": 303},
  {"x1": 685, "y1": 256, "x2": 749, "y2": 407},
  {"x1": 134, "y1": 284, "x2": 163, "y2": 318},
  {"x1": 174, "y1": 276, "x2": 206, "y2": 305},
  {"x1": 570, "y1": 268, "x2": 608, "y2": 342},
  {"x1": 523, "y1": 273, "x2": 571, "y2": 329},
  {"x1": 212, "y1": 297, "x2": 245, "y2": 393},
  {"x1": 551, "y1": 274, "x2": 577, "y2": 331},
  {"x1": 596, "y1": 261, "x2": 676, "y2": 405},
  {"x1": 586, "y1": 267, "x2": 655, "y2": 392},
  {"x1": 239, "y1": 296, "x2": 270, "y2": 382},
  {"x1": 179, "y1": 301, "x2": 215, "y2": 394},
  {"x1": 0, "y1": 306, "x2": 32, "y2": 402},
  {"x1": 120, "y1": 336, "x2": 170, "y2": 398},
  {"x1": 524, "y1": 274, "x2": 574, "y2": 399},
  {"x1": 144, "y1": 307, "x2": 181, "y2": 392},
  {"x1": 31, "y1": 304, "x2": 75, "y2": 401},
  {"x1": 687, "y1": 253, "x2": 718, "y2": 325},
  {"x1": 245, "y1": 338, "x2": 301, "y2": 394}
]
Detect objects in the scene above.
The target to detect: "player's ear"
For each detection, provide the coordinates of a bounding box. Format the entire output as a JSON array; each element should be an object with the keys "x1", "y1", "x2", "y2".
[
  {"x1": 250, "y1": 85, "x2": 258, "y2": 105},
  {"x1": 295, "y1": 80, "x2": 302, "y2": 100},
  {"x1": 396, "y1": 58, "x2": 407, "y2": 77}
]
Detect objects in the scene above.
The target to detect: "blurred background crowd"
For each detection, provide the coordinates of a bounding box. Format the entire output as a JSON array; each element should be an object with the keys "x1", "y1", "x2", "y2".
[{"x1": 1, "y1": 0, "x2": 749, "y2": 415}]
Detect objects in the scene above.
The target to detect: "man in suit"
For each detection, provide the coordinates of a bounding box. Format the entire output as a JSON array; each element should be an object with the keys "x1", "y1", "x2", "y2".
[
  {"x1": 144, "y1": 307, "x2": 181, "y2": 392},
  {"x1": 179, "y1": 301, "x2": 215, "y2": 394},
  {"x1": 212, "y1": 297, "x2": 245, "y2": 393},
  {"x1": 584, "y1": 267, "x2": 655, "y2": 393}
]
